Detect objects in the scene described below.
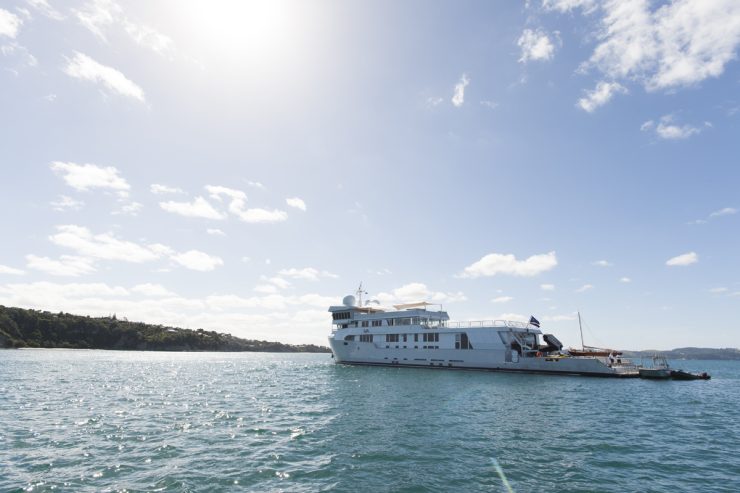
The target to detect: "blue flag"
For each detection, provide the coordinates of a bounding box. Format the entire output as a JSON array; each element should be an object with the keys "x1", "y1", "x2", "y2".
[{"x1": 529, "y1": 316, "x2": 540, "y2": 328}]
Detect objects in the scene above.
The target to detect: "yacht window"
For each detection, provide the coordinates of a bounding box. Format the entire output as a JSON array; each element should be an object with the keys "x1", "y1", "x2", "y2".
[
  {"x1": 361, "y1": 321, "x2": 369, "y2": 327},
  {"x1": 359, "y1": 334, "x2": 373, "y2": 343},
  {"x1": 423, "y1": 333, "x2": 440, "y2": 343},
  {"x1": 344, "y1": 335, "x2": 355, "y2": 341},
  {"x1": 387, "y1": 319, "x2": 395, "y2": 326},
  {"x1": 455, "y1": 333, "x2": 472, "y2": 350},
  {"x1": 371, "y1": 320, "x2": 382, "y2": 327}
]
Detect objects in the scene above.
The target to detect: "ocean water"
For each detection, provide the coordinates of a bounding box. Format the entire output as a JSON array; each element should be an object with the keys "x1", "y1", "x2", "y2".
[{"x1": 1, "y1": 350, "x2": 739, "y2": 492}]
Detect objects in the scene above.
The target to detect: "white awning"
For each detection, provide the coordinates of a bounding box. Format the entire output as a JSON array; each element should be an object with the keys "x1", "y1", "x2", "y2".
[{"x1": 392, "y1": 301, "x2": 433, "y2": 310}]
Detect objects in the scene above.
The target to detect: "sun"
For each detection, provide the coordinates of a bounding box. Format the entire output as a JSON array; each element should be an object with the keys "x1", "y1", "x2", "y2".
[{"x1": 178, "y1": 0, "x2": 301, "y2": 63}]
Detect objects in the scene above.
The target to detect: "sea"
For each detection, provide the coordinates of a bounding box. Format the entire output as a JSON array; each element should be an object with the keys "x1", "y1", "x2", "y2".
[{"x1": 1, "y1": 350, "x2": 739, "y2": 492}]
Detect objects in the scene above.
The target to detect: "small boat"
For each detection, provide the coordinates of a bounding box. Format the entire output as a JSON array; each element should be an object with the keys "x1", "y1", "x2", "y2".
[
  {"x1": 670, "y1": 369, "x2": 711, "y2": 380},
  {"x1": 566, "y1": 312, "x2": 621, "y2": 357},
  {"x1": 639, "y1": 355, "x2": 672, "y2": 379}
]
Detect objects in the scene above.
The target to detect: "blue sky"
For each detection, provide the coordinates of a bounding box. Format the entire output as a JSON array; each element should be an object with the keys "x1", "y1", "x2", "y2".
[{"x1": 1, "y1": 0, "x2": 739, "y2": 349}]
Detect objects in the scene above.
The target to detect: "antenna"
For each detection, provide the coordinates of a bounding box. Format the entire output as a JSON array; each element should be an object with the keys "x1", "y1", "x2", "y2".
[
  {"x1": 578, "y1": 310, "x2": 584, "y2": 350},
  {"x1": 356, "y1": 282, "x2": 367, "y2": 307}
]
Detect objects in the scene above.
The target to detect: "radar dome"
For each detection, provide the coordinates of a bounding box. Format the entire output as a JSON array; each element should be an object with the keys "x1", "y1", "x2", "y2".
[{"x1": 342, "y1": 295, "x2": 357, "y2": 307}]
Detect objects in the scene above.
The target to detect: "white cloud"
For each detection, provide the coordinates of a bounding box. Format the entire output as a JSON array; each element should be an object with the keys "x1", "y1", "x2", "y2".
[
  {"x1": 709, "y1": 207, "x2": 737, "y2": 218},
  {"x1": 542, "y1": 0, "x2": 596, "y2": 13},
  {"x1": 0, "y1": 281, "x2": 342, "y2": 344},
  {"x1": 286, "y1": 197, "x2": 306, "y2": 211},
  {"x1": 578, "y1": 0, "x2": 740, "y2": 93},
  {"x1": 75, "y1": 0, "x2": 175, "y2": 58},
  {"x1": 540, "y1": 283, "x2": 555, "y2": 291},
  {"x1": 492, "y1": 296, "x2": 514, "y2": 303},
  {"x1": 51, "y1": 161, "x2": 130, "y2": 195},
  {"x1": 575, "y1": 284, "x2": 594, "y2": 292},
  {"x1": 159, "y1": 197, "x2": 225, "y2": 220},
  {"x1": 426, "y1": 96, "x2": 444, "y2": 107},
  {"x1": 642, "y1": 115, "x2": 703, "y2": 140},
  {"x1": 620, "y1": 277, "x2": 632, "y2": 283},
  {"x1": 377, "y1": 283, "x2": 467, "y2": 305},
  {"x1": 64, "y1": 52, "x2": 145, "y2": 102},
  {"x1": 460, "y1": 251, "x2": 558, "y2": 278},
  {"x1": 264, "y1": 276, "x2": 291, "y2": 289},
  {"x1": 75, "y1": 0, "x2": 120, "y2": 40},
  {"x1": 496, "y1": 313, "x2": 528, "y2": 323},
  {"x1": 666, "y1": 251, "x2": 698, "y2": 266},
  {"x1": 49, "y1": 224, "x2": 164, "y2": 263},
  {"x1": 207, "y1": 228, "x2": 226, "y2": 236},
  {"x1": 204, "y1": 184, "x2": 287, "y2": 223},
  {"x1": 50, "y1": 195, "x2": 84, "y2": 212},
  {"x1": 1, "y1": 281, "x2": 129, "y2": 301},
  {"x1": 113, "y1": 201, "x2": 143, "y2": 216},
  {"x1": 0, "y1": 264, "x2": 25, "y2": 275},
  {"x1": 26, "y1": 254, "x2": 96, "y2": 277},
  {"x1": 577, "y1": 80, "x2": 626, "y2": 112},
  {"x1": 592, "y1": 260, "x2": 612, "y2": 267},
  {"x1": 246, "y1": 180, "x2": 265, "y2": 189},
  {"x1": 451, "y1": 73, "x2": 470, "y2": 107},
  {"x1": 170, "y1": 250, "x2": 224, "y2": 272},
  {"x1": 0, "y1": 8, "x2": 22, "y2": 38},
  {"x1": 689, "y1": 206, "x2": 737, "y2": 225},
  {"x1": 234, "y1": 208, "x2": 288, "y2": 223},
  {"x1": 278, "y1": 267, "x2": 338, "y2": 281},
  {"x1": 131, "y1": 283, "x2": 175, "y2": 297},
  {"x1": 150, "y1": 184, "x2": 184, "y2": 195},
  {"x1": 709, "y1": 287, "x2": 728, "y2": 293},
  {"x1": 254, "y1": 284, "x2": 279, "y2": 294},
  {"x1": 124, "y1": 21, "x2": 175, "y2": 58},
  {"x1": 26, "y1": 0, "x2": 65, "y2": 20},
  {"x1": 480, "y1": 100, "x2": 499, "y2": 110},
  {"x1": 656, "y1": 121, "x2": 701, "y2": 140},
  {"x1": 1, "y1": 41, "x2": 37, "y2": 71},
  {"x1": 206, "y1": 185, "x2": 247, "y2": 208},
  {"x1": 518, "y1": 28, "x2": 557, "y2": 63}
]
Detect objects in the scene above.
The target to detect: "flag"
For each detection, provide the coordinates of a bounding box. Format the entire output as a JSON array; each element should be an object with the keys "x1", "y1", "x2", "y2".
[{"x1": 529, "y1": 316, "x2": 540, "y2": 328}]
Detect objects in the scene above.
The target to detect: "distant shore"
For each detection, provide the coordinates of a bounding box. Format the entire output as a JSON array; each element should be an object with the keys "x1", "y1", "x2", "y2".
[
  {"x1": 0, "y1": 305, "x2": 330, "y2": 353},
  {"x1": 622, "y1": 348, "x2": 740, "y2": 361}
]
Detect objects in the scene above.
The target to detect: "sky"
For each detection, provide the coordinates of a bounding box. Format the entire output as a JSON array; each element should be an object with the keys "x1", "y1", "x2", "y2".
[{"x1": 1, "y1": 0, "x2": 739, "y2": 349}]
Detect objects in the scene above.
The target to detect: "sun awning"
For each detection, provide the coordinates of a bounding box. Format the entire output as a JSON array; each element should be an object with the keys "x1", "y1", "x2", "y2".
[{"x1": 392, "y1": 301, "x2": 434, "y2": 310}]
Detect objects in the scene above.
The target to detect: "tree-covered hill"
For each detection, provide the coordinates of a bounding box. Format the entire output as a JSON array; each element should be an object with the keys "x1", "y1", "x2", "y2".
[
  {"x1": 0, "y1": 305, "x2": 330, "y2": 352},
  {"x1": 622, "y1": 347, "x2": 740, "y2": 361}
]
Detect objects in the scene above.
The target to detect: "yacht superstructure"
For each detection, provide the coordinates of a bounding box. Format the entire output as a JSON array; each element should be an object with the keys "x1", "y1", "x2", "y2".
[{"x1": 327, "y1": 288, "x2": 638, "y2": 377}]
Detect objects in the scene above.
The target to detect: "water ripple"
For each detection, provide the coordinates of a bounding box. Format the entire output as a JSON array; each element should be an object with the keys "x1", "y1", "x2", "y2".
[{"x1": 1, "y1": 351, "x2": 739, "y2": 492}]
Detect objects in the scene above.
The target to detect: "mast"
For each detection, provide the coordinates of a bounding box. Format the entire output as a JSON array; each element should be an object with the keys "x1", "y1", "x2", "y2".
[
  {"x1": 356, "y1": 282, "x2": 367, "y2": 307},
  {"x1": 578, "y1": 311, "x2": 584, "y2": 350}
]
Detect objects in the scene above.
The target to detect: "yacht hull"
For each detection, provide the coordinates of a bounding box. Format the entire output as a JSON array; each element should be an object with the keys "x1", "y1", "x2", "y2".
[{"x1": 329, "y1": 339, "x2": 638, "y2": 378}]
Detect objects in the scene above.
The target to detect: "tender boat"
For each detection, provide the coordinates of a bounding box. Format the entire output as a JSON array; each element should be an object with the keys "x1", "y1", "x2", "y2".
[
  {"x1": 670, "y1": 369, "x2": 711, "y2": 380},
  {"x1": 327, "y1": 285, "x2": 639, "y2": 378},
  {"x1": 638, "y1": 355, "x2": 672, "y2": 379}
]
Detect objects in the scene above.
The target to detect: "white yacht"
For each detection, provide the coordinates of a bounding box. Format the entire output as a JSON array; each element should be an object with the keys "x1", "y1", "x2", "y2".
[{"x1": 327, "y1": 287, "x2": 638, "y2": 377}]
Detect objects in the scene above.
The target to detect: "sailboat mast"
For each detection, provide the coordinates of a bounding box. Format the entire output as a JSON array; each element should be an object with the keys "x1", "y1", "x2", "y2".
[{"x1": 578, "y1": 311, "x2": 584, "y2": 350}]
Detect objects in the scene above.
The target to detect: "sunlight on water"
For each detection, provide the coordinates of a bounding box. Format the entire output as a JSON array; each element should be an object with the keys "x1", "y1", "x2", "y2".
[{"x1": 1, "y1": 349, "x2": 739, "y2": 492}]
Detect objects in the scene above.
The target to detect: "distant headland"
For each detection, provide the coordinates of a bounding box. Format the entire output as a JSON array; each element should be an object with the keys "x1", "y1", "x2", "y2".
[
  {"x1": 622, "y1": 348, "x2": 740, "y2": 361},
  {"x1": 0, "y1": 305, "x2": 330, "y2": 353}
]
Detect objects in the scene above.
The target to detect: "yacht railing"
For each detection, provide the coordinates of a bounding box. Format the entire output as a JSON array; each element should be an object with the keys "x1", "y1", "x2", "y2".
[
  {"x1": 441, "y1": 320, "x2": 529, "y2": 329},
  {"x1": 331, "y1": 319, "x2": 530, "y2": 332}
]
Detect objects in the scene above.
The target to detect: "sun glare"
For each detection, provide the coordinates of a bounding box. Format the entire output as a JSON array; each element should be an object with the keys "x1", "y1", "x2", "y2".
[{"x1": 179, "y1": 0, "x2": 301, "y2": 63}]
